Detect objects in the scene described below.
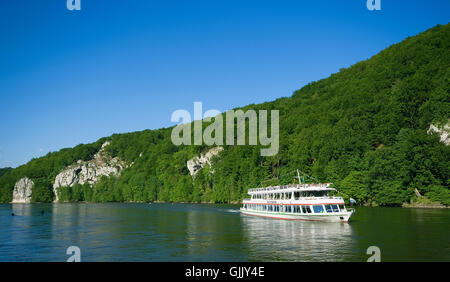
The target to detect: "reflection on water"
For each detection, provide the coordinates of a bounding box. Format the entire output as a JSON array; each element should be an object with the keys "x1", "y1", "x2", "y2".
[
  {"x1": 7, "y1": 204, "x2": 57, "y2": 261},
  {"x1": 183, "y1": 207, "x2": 248, "y2": 261},
  {"x1": 241, "y1": 215, "x2": 355, "y2": 261},
  {"x1": 0, "y1": 203, "x2": 449, "y2": 261}
]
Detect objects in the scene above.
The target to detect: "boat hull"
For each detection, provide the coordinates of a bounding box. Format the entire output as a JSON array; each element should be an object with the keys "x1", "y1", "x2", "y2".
[{"x1": 240, "y1": 208, "x2": 353, "y2": 223}]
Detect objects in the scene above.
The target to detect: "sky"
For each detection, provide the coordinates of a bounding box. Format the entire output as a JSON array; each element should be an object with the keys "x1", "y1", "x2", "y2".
[{"x1": 0, "y1": 0, "x2": 449, "y2": 168}]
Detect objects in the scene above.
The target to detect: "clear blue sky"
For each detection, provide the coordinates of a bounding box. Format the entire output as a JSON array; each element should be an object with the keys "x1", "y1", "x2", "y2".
[{"x1": 0, "y1": 0, "x2": 449, "y2": 168}]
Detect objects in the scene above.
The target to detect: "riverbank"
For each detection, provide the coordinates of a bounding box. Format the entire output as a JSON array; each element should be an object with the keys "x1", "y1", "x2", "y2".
[
  {"x1": 4, "y1": 197, "x2": 448, "y2": 208},
  {"x1": 402, "y1": 200, "x2": 449, "y2": 209},
  {"x1": 400, "y1": 195, "x2": 448, "y2": 208}
]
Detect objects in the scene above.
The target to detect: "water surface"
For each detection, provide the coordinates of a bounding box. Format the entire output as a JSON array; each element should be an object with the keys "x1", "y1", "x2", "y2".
[{"x1": 0, "y1": 203, "x2": 448, "y2": 261}]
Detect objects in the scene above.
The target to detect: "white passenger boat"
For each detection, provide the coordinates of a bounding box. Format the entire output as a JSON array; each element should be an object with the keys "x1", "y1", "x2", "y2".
[{"x1": 240, "y1": 170, "x2": 355, "y2": 223}]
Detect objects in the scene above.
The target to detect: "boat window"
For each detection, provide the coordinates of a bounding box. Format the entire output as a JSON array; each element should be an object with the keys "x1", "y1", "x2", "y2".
[
  {"x1": 294, "y1": 206, "x2": 301, "y2": 213},
  {"x1": 285, "y1": 205, "x2": 291, "y2": 213},
  {"x1": 313, "y1": 205, "x2": 325, "y2": 213},
  {"x1": 332, "y1": 205, "x2": 339, "y2": 212},
  {"x1": 339, "y1": 204, "x2": 345, "y2": 211},
  {"x1": 313, "y1": 191, "x2": 325, "y2": 197},
  {"x1": 325, "y1": 204, "x2": 333, "y2": 213}
]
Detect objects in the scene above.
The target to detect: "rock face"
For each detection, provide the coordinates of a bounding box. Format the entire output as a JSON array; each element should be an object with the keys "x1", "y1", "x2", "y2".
[
  {"x1": 53, "y1": 141, "x2": 126, "y2": 202},
  {"x1": 428, "y1": 122, "x2": 449, "y2": 145},
  {"x1": 12, "y1": 177, "x2": 34, "y2": 203},
  {"x1": 187, "y1": 146, "x2": 224, "y2": 177}
]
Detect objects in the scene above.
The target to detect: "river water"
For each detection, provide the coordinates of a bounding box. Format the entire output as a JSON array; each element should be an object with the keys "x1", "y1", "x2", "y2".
[{"x1": 0, "y1": 203, "x2": 448, "y2": 261}]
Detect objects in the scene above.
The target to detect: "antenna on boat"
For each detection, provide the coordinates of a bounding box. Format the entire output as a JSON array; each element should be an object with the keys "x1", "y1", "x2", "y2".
[{"x1": 297, "y1": 169, "x2": 301, "y2": 184}]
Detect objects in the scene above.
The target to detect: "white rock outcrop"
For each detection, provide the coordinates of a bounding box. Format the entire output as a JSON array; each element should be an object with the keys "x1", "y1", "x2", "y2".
[
  {"x1": 12, "y1": 177, "x2": 34, "y2": 203},
  {"x1": 53, "y1": 141, "x2": 126, "y2": 201},
  {"x1": 428, "y1": 122, "x2": 449, "y2": 145},
  {"x1": 187, "y1": 146, "x2": 224, "y2": 177}
]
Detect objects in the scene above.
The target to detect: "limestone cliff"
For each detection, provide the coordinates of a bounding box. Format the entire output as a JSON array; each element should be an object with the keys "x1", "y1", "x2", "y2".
[
  {"x1": 187, "y1": 146, "x2": 223, "y2": 177},
  {"x1": 53, "y1": 141, "x2": 126, "y2": 201},
  {"x1": 12, "y1": 177, "x2": 34, "y2": 203},
  {"x1": 428, "y1": 122, "x2": 449, "y2": 146}
]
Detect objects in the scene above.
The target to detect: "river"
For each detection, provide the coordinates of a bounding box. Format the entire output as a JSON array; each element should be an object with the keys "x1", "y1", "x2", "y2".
[{"x1": 0, "y1": 203, "x2": 448, "y2": 261}]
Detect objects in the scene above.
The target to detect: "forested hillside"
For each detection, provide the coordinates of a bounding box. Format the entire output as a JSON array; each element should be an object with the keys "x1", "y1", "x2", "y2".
[
  {"x1": 1, "y1": 24, "x2": 449, "y2": 206},
  {"x1": 0, "y1": 168, "x2": 12, "y2": 178}
]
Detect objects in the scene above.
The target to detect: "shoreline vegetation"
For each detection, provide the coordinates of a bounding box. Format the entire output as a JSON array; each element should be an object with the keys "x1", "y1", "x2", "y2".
[
  {"x1": 5, "y1": 199, "x2": 449, "y2": 209},
  {"x1": 1, "y1": 24, "x2": 449, "y2": 208}
]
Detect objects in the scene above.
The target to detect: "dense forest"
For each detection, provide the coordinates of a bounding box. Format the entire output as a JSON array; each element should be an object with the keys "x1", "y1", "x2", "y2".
[{"x1": 0, "y1": 24, "x2": 449, "y2": 206}]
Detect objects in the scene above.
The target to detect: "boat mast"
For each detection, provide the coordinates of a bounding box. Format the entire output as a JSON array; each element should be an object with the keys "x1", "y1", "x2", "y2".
[{"x1": 297, "y1": 169, "x2": 301, "y2": 184}]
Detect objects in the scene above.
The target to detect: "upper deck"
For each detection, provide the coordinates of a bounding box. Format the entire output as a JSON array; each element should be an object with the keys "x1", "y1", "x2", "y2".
[{"x1": 247, "y1": 183, "x2": 335, "y2": 194}]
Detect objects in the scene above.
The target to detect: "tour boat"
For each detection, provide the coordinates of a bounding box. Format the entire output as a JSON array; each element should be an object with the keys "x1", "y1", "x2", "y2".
[{"x1": 240, "y1": 170, "x2": 354, "y2": 223}]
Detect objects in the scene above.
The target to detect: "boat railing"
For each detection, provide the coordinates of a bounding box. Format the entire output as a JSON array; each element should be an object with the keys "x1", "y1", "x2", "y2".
[
  {"x1": 248, "y1": 183, "x2": 332, "y2": 193},
  {"x1": 243, "y1": 196, "x2": 344, "y2": 201}
]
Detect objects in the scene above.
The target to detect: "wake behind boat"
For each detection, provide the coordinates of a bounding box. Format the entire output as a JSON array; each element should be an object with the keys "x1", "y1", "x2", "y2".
[{"x1": 240, "y1": 170, "x2": 355, "y2": 223}]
